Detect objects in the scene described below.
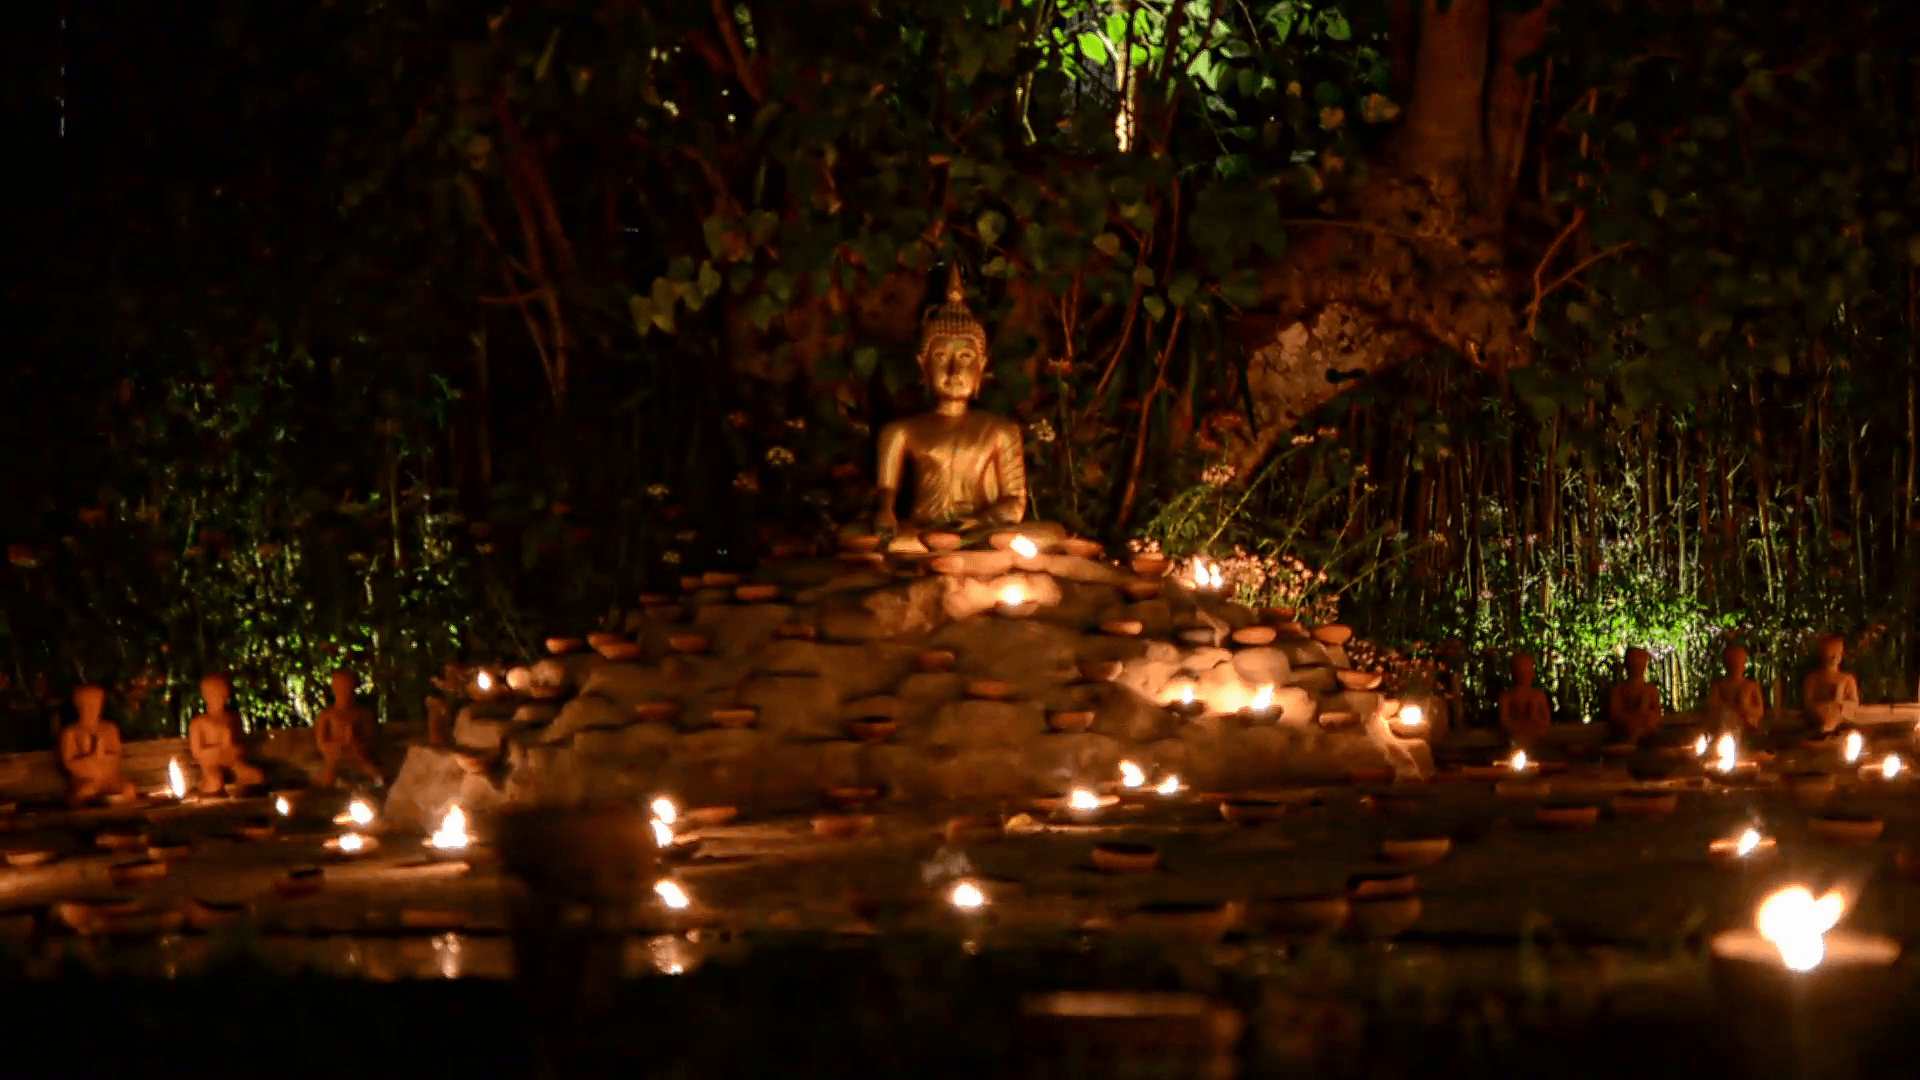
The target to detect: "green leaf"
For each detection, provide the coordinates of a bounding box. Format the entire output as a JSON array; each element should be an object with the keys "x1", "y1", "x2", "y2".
[
  {"x1": 628, "y1": 295, "x2": 654, "y2": 336},
  {"x1": 1142, "y1": 295, "x2": 1167, "y2": 321},
  {"x1": 1132, "y1": 266, "x2": 1156, "y2": 288},
  {"x1": 1077, "y1": 32, "x2": 1106, "y2": 64},
  {"x1": 981, "y1": 256, "x2": 1009, "y2": 277},
  {"x1": 1093, "y1": 233, "x2": 1122, "y2": 257},
  {"x1": 748, "y1": 210, "x2": 779, "y2": 246},
  {"x1": 957, "y1": 46, "x2": 983, "y2": 84},
  {"x1": 1167, "y1": 272, "x2": 1199, "y2": 307},
  {"x1": 977, "y1": 209, "x2": 1006, "y2": 248},
  {"x1": 853, "y1": 347, "x2": 879, "y2": 379},
  {"x1": 697, "y1": 261, "x2": 722, "y2": 300},
  {"x1": 1649, "y1": 190, "x2": 1668, "y2": 218}
]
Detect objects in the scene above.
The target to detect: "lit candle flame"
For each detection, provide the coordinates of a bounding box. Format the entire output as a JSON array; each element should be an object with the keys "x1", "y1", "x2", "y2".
[
  {"x1": 1756, "y1": 885, "x2": 1847, "y2": 972},
  {"x1": 428, "y1": 803, "x2": 469, "y2": 851},
  {"x1": 1179, "y1": 683, "x2": 1195, "y2": 706},
  {"x1": 337, "y1": 833, "x2": 368, "y2": 854},
  {"x1": 1250, "y1": 684, "x2": 1274, "y2": 712},
  {"x1": 949, "y1": 880, "x2": 987, "y2": 910},
  {"x1": 475, "y1": 670, "x2": 493, "y2": 693},
  {"x1": 1883, "y1": 754, "x2": 1904, "y2": 780},
  {"x1": 1844, "y1": 730, "x2": 1863, "y2": 764},
  {"x1": 1118, "y1": 760, "x2": 1146, "y2": 789},
  {"x1": 167, "y1": 758, "x2": 187, "y2": 800},
  {"x1": 654, "y1": 879, "x2": 691, "y2": 910},
  {"x1": 1398, "y1": 703, "x2": 1424, "y2": 728},
  {"x1": 1735, "y1": 827, "x2": 1762, "y2": 857},
  {"x1": 1067, "y1": 788, "x2": 1101, "y2": 811},
  {"x1": 274, "y1": 795, "x2": 292, "y2": 817},
  {"x1": 1185, "y1": 557, "x2": 1223, "y2": 590},
  {"x1": 651, "y1": 818, "x2": 675, "y2": 849},
  {"x1": 650, "y1": 796, "x2": 678, "y2": 826},
  {"x1": 1693, "y1": 733, "x2": 1708, "y2": 757},
  {"x1": 341, "y1": 797, "x2": 375, "y2": 827},
  {"x1": 1509, "y1": 749, "x2": 1529, "y2": 772},
  {"x1": 998, "y1": 582, "x2": 1026, "y2": 607},
  {"x1": 1154, "y1": 774, "x2": 1183, "y2": 796},
  {"x1": 1010, "y1": 535, "x2": 1038, "y2": 558},
  {"x1": 1713, "y1": 732, "x2": 1738, "y2": 773}
]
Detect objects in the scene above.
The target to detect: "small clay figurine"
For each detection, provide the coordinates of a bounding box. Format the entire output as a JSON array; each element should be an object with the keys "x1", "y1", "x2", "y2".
[
  {"x1": 1801, "y1": 635, "x2": 1860, "y2": 735},
  {"x1": 1607, "y1": 647, "x2": 1664, "y2": 742},
  {"x1": 189, "y1": 673, "x2": 265, "y2": 795},
  {"x1": 1497, "y1": 653, "x2": 1552, "y2": 745},
  {"x1": 1706, "y1": 644, "x2": 1767, "y2": 732},
  {"x1": 59, "y1": 684, "x2": 137, "y2": 804},
  {"x1": 315, "y1": 669, "x2": 383, "y2": 786}
]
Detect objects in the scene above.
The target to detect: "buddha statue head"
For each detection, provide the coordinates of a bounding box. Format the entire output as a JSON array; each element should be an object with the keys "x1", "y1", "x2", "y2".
[
  {"x1": 917, "y1": 264, "x2": 989, "y2": 411},
  {"x1": 1816, "y1": 634, "x2": 1845, "y2": 669},
  {"x1": 200, "y1": 672, "x2": 233, "y2": 712},
  {"x1": 1624, "y1": 646, "x2": 1650, "y2": 680}
]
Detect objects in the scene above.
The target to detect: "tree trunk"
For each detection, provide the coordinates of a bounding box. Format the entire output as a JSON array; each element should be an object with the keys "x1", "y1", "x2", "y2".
[{"x1": 1232, "y1": 0, "x2": 1538, "y2": 477}]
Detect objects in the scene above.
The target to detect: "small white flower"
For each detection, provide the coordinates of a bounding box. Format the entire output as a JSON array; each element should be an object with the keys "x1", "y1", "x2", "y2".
[
  {"x1": 733, "y1": 471, "x2": 760, "y2": 493},
  {"x1": 1029, "y1": 419, "x2": 1056, "y2": 444},
  {"x1": 646, "y1": 484, "x2": 670, "y2": 499},
  {"x1": 766, "y1": 446, "x2": 795, "y2": 467},
  {"x1": 1201, "y1": 463, "x2": 1235, "y2": 486},
  {"x1": 785, "y1": 417, "x2": 806, "y2": 431},
  {"x1": 662, "y1": 550, "x2": 681, "y2": 565},
  {"x1": 1319, "y1": 106, "x2": 1344, "y2": 130}
]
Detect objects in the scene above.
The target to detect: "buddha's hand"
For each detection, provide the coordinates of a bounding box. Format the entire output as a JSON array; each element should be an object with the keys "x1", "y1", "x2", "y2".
[
  {"x1": 983, "y1": 497, "x2": 1024, "y2": 525},
  {"x1": 874, "y1": 508, "x2": 898, "y2": 535}
]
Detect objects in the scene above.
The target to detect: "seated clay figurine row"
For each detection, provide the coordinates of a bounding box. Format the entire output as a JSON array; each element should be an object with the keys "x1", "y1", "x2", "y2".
[
  {"x1": 1498, "y1": 637, "x2": 1865, "y2": 748},
  {"x1": 59, "y1": 670, "x2": 387, "y2": 806}
]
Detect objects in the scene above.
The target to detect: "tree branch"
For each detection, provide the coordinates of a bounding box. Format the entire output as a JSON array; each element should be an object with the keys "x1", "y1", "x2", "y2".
[{"x1": 711, "y1": 0, "x2": 765, "y2": 103}]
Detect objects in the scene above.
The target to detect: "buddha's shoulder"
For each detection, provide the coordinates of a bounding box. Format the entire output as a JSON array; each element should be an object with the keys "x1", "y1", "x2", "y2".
[{"x1": 972, "y1": 411, "x2": 1022, "y2": 437}]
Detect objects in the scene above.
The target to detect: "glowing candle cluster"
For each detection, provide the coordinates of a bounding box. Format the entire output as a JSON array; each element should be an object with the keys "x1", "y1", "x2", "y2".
[
  {"x1": 1187, "y1": 557, "x2": 1224, "y2": 591},
  {"x1": 948, "y1": 880, "x2": 987, "y2": 911},
  {"x1": 428, "y1": 803, "x2": 469, "y2": 851},
  {"x1": 1118, "y1": 760, "x2": 1146, "y2": 790},
  {"x1": 334, "y1": 796, "x2": 376, "y2": 827},
  {"x1": 1843, "y1": 730, "x2": 1864, "y2": 764},
  {"x1": 648, "y1": 795, "x2": 679, "y2": 849},
  {"x1": 1712, "y1": 732, "x2": 1738, "y2": 774},
  {"x1": 654, "y1": 878, "x2": 691, "y2": 910},
  {"x1": 167, "y1": 758, "x2": 188, "y2": 801},
  {"x1": 1756, "y1": 885, "x2": 1847, "y2": 972}
]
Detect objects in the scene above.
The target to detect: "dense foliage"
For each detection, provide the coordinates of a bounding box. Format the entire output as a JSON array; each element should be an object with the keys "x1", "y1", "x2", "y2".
[{"x1": 4, "y1": 0, "x2": 1917, "y2": 744}]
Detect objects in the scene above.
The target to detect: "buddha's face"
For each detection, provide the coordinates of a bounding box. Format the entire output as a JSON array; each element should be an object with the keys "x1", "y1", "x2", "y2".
[
  {"x1": 1819, "y1": 638, "x2": 1843, "y2": 669},
  {"x1": 1512, "y1": 654, "x2": 1535, "y2": 685},
  {"x1": 74, "y1": 684, "x2": 105, "y2": 718},
  {"x1": 331, "y1": 670, "x2": 358, "y2": 700},
  {"x1": 1625, "y1": 648, "x2": 1649, "y2": 679},
  {"x1": 1725, "y1": 646, "x2": 1748, "y2": 677},
  {"x1": 920, "y1": 334, "x2": 985, "y2": 402},
  {"x1": 201, "y1": 676, "x2": 231, "y2": 711}
]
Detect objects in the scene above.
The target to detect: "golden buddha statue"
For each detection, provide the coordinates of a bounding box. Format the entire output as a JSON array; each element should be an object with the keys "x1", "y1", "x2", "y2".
[{"x1": 875, "y1": 265, "x2": 1040, "y2": 540}]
